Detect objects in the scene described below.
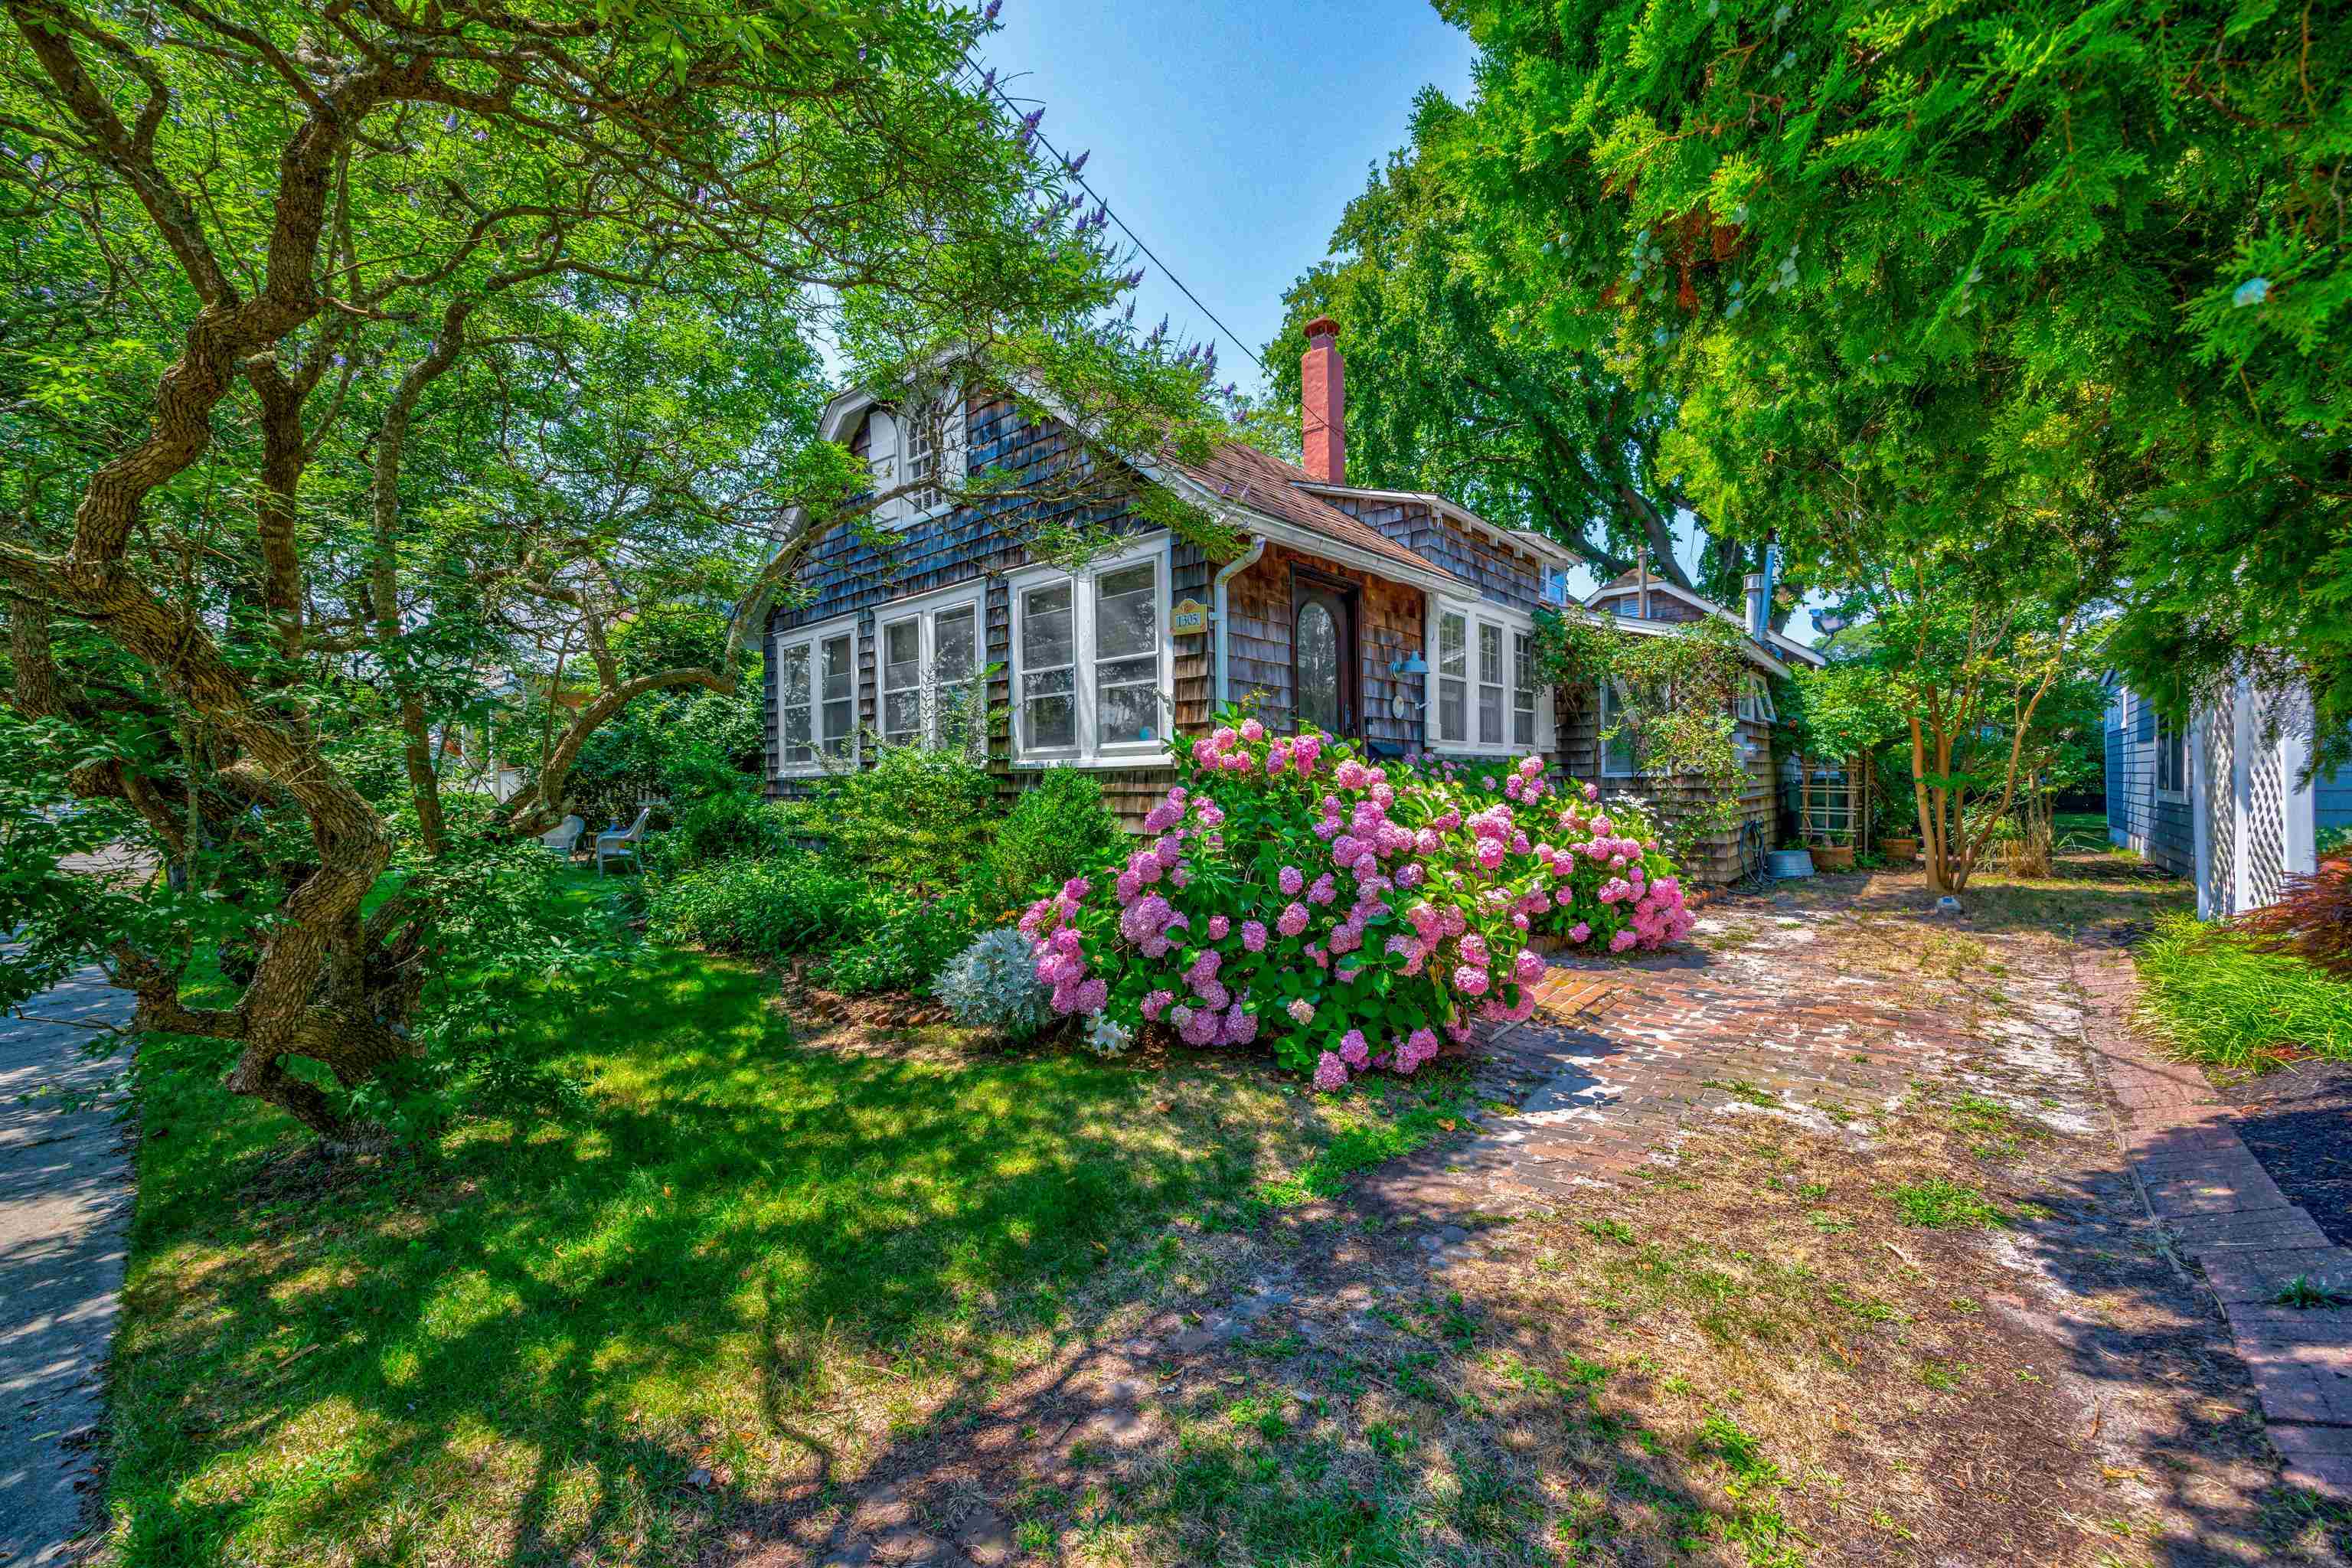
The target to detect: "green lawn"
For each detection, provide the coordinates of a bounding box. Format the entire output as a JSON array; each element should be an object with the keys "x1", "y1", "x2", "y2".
[
  {"x1": 2053, "y1": 811, "x2": 2110, "y2": 853},
  {"x1": 2135, "y1": 910, "x2": 2352, "y2": 1072},
  {"x1": 106, "y1": 874, "x2": 1471, "y2": 1566}
]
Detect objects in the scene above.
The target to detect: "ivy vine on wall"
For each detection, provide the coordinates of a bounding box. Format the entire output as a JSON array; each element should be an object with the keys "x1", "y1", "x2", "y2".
[{"x1": 1530, "y1": 610, "x2": 1756, "y2": 848}]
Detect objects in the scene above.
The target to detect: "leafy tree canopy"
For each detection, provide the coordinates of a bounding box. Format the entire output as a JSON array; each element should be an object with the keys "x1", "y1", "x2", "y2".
[
  {"x1": 1435, "y1": 0, "x2": 2350, "y2": 762},
  {"x1": 0, "y1": 0, "x2": 1227, "y2": 1140}
]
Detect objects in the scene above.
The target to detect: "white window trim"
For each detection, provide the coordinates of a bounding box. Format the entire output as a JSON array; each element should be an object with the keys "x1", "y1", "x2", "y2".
[
  {"x1": 865, "y1": 393, "x2": 968, "y2": 531},
  {"x1": 2155, "y1": 715, "x2": 2190, "y2": 805},
  {"x1": 1426, "y1": 596, "x2": 1549, "y2": 756},
  {"x1": 1597, "y1": 680, "x2": 1640, "y2": 778},
  {"x1": 773, "y1": 612, "x2": 862, "y2": 777},
  {"x1": 874, "y1": 580, "x2": 988, "y2": 751},
  {"x1": 1008, "y1": 534, "x2": 1175, "y2": 767}
]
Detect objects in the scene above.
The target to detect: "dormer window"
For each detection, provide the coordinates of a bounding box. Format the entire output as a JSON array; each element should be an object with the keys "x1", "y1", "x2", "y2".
[{"x1": 864, "y1": 391, "x2": 965, "y2": 528}]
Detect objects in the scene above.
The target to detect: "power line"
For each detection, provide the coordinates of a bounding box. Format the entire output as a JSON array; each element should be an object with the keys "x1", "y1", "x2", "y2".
[{"x1": 960, "y1": 55, "x2": 1267, "y2": 376}]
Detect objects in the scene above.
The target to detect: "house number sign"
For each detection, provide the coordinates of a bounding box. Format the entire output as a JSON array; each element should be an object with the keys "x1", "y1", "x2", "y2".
[{"x1": 1170, "y1": 597, "x2": 1208, "y2": 635}]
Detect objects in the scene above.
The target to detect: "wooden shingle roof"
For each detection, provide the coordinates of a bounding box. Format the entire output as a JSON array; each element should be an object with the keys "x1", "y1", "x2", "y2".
[{"x1": 1173, "y1": 439, "x2": 1465, "y2": 584}]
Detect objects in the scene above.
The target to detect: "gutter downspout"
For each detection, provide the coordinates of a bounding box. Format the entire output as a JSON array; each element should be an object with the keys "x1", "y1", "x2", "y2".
[{"x1": 1212, "y1": 534, "x2": 1267, "y2": 710}]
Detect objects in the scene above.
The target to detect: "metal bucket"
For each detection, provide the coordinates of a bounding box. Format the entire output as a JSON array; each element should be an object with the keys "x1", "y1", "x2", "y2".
[{"x1": 1766, "y1": 848, "x2": 1815, "y2": 879}]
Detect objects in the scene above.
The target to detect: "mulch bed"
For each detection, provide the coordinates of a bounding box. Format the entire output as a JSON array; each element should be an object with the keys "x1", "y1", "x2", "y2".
[{"x1": 2232, "y1": 1059, "x2": 2352, "y2": 1248}]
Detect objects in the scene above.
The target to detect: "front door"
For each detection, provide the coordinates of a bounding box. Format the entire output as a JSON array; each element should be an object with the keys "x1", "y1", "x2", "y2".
[{"x1": 1292, "y1": 573, "x2": 1360, "y2": 737}]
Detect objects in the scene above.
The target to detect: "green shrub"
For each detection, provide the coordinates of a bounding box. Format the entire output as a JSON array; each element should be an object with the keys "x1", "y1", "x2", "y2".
[
  {"x1": 644, "y1": 853, "x2": 867, "y2": 960},
  {"x1": 816, "y1": 887, "x2": 984, "y2": 998},
  {"x1": 787, "y1": 745, "x2": 998, "y2": 892},
  {"x1": 978, "y1": 766, "x2": 1129, "y2": 911},
  {"x1": 2136, "y1": 911, "x2": 2352, "y2": 1069},
  {"x1": 652, "y1": 789, "x2": 786, "y2": 872},
  {"x1": 643, "y1": 851, "x2": 983, "y2": 996}
]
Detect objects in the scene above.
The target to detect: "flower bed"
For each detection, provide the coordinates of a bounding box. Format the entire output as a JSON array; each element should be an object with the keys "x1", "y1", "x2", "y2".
[{"x1": 1018, "y1": 717, "x2": 1693, "y2": 1087}]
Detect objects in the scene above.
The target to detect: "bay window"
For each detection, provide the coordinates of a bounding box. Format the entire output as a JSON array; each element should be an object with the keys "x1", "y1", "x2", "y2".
[
  {"x1": 774, "y1": 616, "x2": 860, "y2": 775},
  {"x1": 1010, "y1": 537, "x2": 1173, "y2": 765}
]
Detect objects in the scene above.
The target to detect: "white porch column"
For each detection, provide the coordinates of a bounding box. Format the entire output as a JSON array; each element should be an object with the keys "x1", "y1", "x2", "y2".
[
  {"x1": 2190, "y1": 704, "x2": 2215, "y2": 920},
  {"x1": 2231, "y1": 675, "x2": 2256, "y2": 916},
  {"x1": 2282, "y1": 696, "x2": 2319, "y2": 880}
]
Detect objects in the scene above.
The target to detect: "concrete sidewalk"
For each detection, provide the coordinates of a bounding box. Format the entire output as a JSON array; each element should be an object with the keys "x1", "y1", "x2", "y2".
[{"x1": 0, "y1": 966, "x2": 135, "y2": 1566}]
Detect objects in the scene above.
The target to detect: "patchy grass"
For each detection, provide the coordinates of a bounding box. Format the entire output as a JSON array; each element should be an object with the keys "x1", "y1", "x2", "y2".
[
  {"x1": 2135, "y1": 911, "x2": 2352, "y2": 1071},
  {"x1": 105, "y1": 872, "x2": 1472, "y2": 1567},
  {"x1": 999, "y1": 1082, "x2": 2338, "y2": 1567},
  {"x1": 1891, "y1": 1177, "x2": 2011, "y2": 1230}
]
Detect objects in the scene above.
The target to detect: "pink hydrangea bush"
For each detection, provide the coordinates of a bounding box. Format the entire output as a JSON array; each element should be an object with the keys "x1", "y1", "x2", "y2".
[
  {"x1": 1406, "y1": 761, "x2": 1695, "y2": 956},
  {"x1": 1015, "y1": 717, "x2": 1693, "y2": 1086}
]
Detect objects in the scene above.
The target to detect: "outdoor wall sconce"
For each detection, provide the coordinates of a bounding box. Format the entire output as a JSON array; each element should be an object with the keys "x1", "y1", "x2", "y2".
[{"x1": 1388, "y1": 651, "x2": 1429, "y2": 677}]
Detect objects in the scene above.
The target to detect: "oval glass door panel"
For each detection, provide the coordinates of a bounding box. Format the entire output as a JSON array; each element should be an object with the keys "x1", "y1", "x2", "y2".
[{"x1": 1296, "y1": 600, "x2": 1341, "y2": 732}]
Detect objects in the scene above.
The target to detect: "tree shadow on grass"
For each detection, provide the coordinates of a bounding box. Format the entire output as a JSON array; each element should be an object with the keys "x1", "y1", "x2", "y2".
[
  {"x1": 694, "y1": 878, "x2": 2349, "y2": 1568},
  {"x1": 104, "y1": 930, "x2": 1325, "y2": 1566}
]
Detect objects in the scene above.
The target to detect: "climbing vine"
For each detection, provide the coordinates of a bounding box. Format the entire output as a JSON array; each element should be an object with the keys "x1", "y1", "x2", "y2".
[{"x1": 1530, "y1": 611, "x2": 1755, "y2": 847}]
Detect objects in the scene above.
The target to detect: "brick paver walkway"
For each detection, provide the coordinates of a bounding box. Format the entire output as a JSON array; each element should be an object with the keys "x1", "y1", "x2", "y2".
[
  {"x1": 2079, "y1": 946, "x2": 2352, "y2": 1501},
  {"x1": 1364, "y1": 887, "x2": 2105, "y2": 1217}
]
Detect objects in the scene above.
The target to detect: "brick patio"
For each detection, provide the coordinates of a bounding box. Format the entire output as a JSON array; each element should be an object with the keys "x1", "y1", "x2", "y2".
[{"x1": 1364, "y1": 885, "x2": 2105, "y2": 1217}]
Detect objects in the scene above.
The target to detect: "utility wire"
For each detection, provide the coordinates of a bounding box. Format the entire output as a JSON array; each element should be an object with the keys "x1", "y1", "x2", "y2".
[{"x1": 960, "y1": 55, "x2": 1268, "y2": 375}]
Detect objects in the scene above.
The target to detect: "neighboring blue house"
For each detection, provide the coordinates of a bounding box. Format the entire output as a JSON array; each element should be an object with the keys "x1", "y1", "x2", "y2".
[{"x1": 2106, "y1": 675, "x2": 2352, "y2": 916}]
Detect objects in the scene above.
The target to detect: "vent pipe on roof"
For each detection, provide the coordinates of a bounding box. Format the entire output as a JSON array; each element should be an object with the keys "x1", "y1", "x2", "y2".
[
  {"x1": 1301, "y1": 315, "x2": 1344, "y2": 485},
  {"x1": 1744, "y1": 573, "x2": 1766, "y2": 639}
]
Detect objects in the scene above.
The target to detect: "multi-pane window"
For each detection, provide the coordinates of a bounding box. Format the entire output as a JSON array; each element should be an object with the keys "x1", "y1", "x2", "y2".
[
  {"x1": 875, "y1": 590, "x2": 984, "y2": 750},
  {"x1": 1437, "y1": 612, "x2": 1468, "y2": 744},
  {"x1": 881, "y1": 618, "x2": 923, "y2": 746},
  {"x1": 778, "y1": 642, "x2": 813, "y2": 768},
  {"x1": 1020, "y1": 580, "x2": 1077, "y2": 751},
  {"x1": 1094, "y1": 563, "x2": 1160, "y2": 747},
  {"x1": 1478, "y1": 622, "x2": 1504, "y2": 746},
  {"x1": 1011, "y1": 541, "x2": 1171, "y2": 763},
  {"x1": 1735, "y1": 675, "x2": 1777, "y2": 723},
  {"x1": 863, "y1": 394, "x2": 962, "y2": 527},
  {"x1": 1431, "y1": 602, "x2": 1544, "y2": 755},
  {"x1": 2157, "y1": 717, "x2": 2188, "y2": 799},
  {"x1": 818, "y1": 631, "x2": 854, "y2": 760},
  {"x1": 902, "y1": 401, "x2": 943, "y2": 514},
  {"x1": 775, "y1": 618, "x2": 860, "y2": 773},
  {"x1": 1512, "y1": 631, "x2": 1537, "y2": 747}
]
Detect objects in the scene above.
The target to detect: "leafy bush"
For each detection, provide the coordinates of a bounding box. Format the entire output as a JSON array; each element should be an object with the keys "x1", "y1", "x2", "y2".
[
  {"x1": 644, "y1": 851, "x2": 981, "y2": 996},
  {"x1": 2138, "y1": 911, "x2": 2352, "y2": 1068},
  {"x1": 978, "y1": 766, "x2": 1129, "y2": 911},
  {"x1": 644, "y1": 852, "x2": 869, "y2": 959},
  {"x1": 933, "y1": 927, "x2": 1057, "y2": 1040},
  {"x1": 2239, "y1": 856, "x2": 2352, "y2": 981},
  {"x1": 1404, "y1": 763, "x2": 1682, "y2": 952},
  {"x1": 652, "y1": 789, "x2": 786, "y2": 872},
  {"x1": 786, "y1": 744, "x2": 998, "y2": 892},
  {"x1": 1017, "y1": 714, "x2": 1692, "y2": 1086},
  {"x1": 815, "y1": 887, "x2": 982, "y2": 997}
]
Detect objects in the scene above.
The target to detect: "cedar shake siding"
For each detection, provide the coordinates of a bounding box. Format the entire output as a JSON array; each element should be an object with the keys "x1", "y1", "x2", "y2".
[
  {"x1": 1550, "y1": 682, "x2": 1776, "y2": 884},
  {"x1": 1218, "y1": 543, "x2": 1429, "y2": 752}
]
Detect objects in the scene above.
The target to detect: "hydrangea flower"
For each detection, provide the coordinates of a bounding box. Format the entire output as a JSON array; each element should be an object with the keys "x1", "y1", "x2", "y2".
[{"x1": 1313, "y1": 1051, "x2": 1348, "y2": 1091}]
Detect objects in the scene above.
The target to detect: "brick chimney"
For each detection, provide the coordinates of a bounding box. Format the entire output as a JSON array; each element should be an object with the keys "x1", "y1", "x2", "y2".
[{"x1": 1300, "y1": 315, "x2": 1344, "y2": 484}]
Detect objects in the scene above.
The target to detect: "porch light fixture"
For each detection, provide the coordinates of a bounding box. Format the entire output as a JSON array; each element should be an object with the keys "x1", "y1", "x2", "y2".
[{"x1": 1389, "y1": 651, "x2": 1429, "y2": 677}]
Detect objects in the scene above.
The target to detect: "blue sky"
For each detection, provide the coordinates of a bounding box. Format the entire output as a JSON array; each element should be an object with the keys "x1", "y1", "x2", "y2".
[
  {"x1": 979, "y1": 0, "x2": 1477, "y2": 394},
  {"x1": 975, "y1": 2, "x2": 1790, "y2": 619}
]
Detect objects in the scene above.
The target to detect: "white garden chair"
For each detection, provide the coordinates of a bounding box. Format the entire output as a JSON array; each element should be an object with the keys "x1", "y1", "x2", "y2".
[
  {"x1": 540, "y1": 814, "x2": 586, "y2": 860},
  {"x1": 596, "y1": 807, "x2": 652, "y2": 876}
]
